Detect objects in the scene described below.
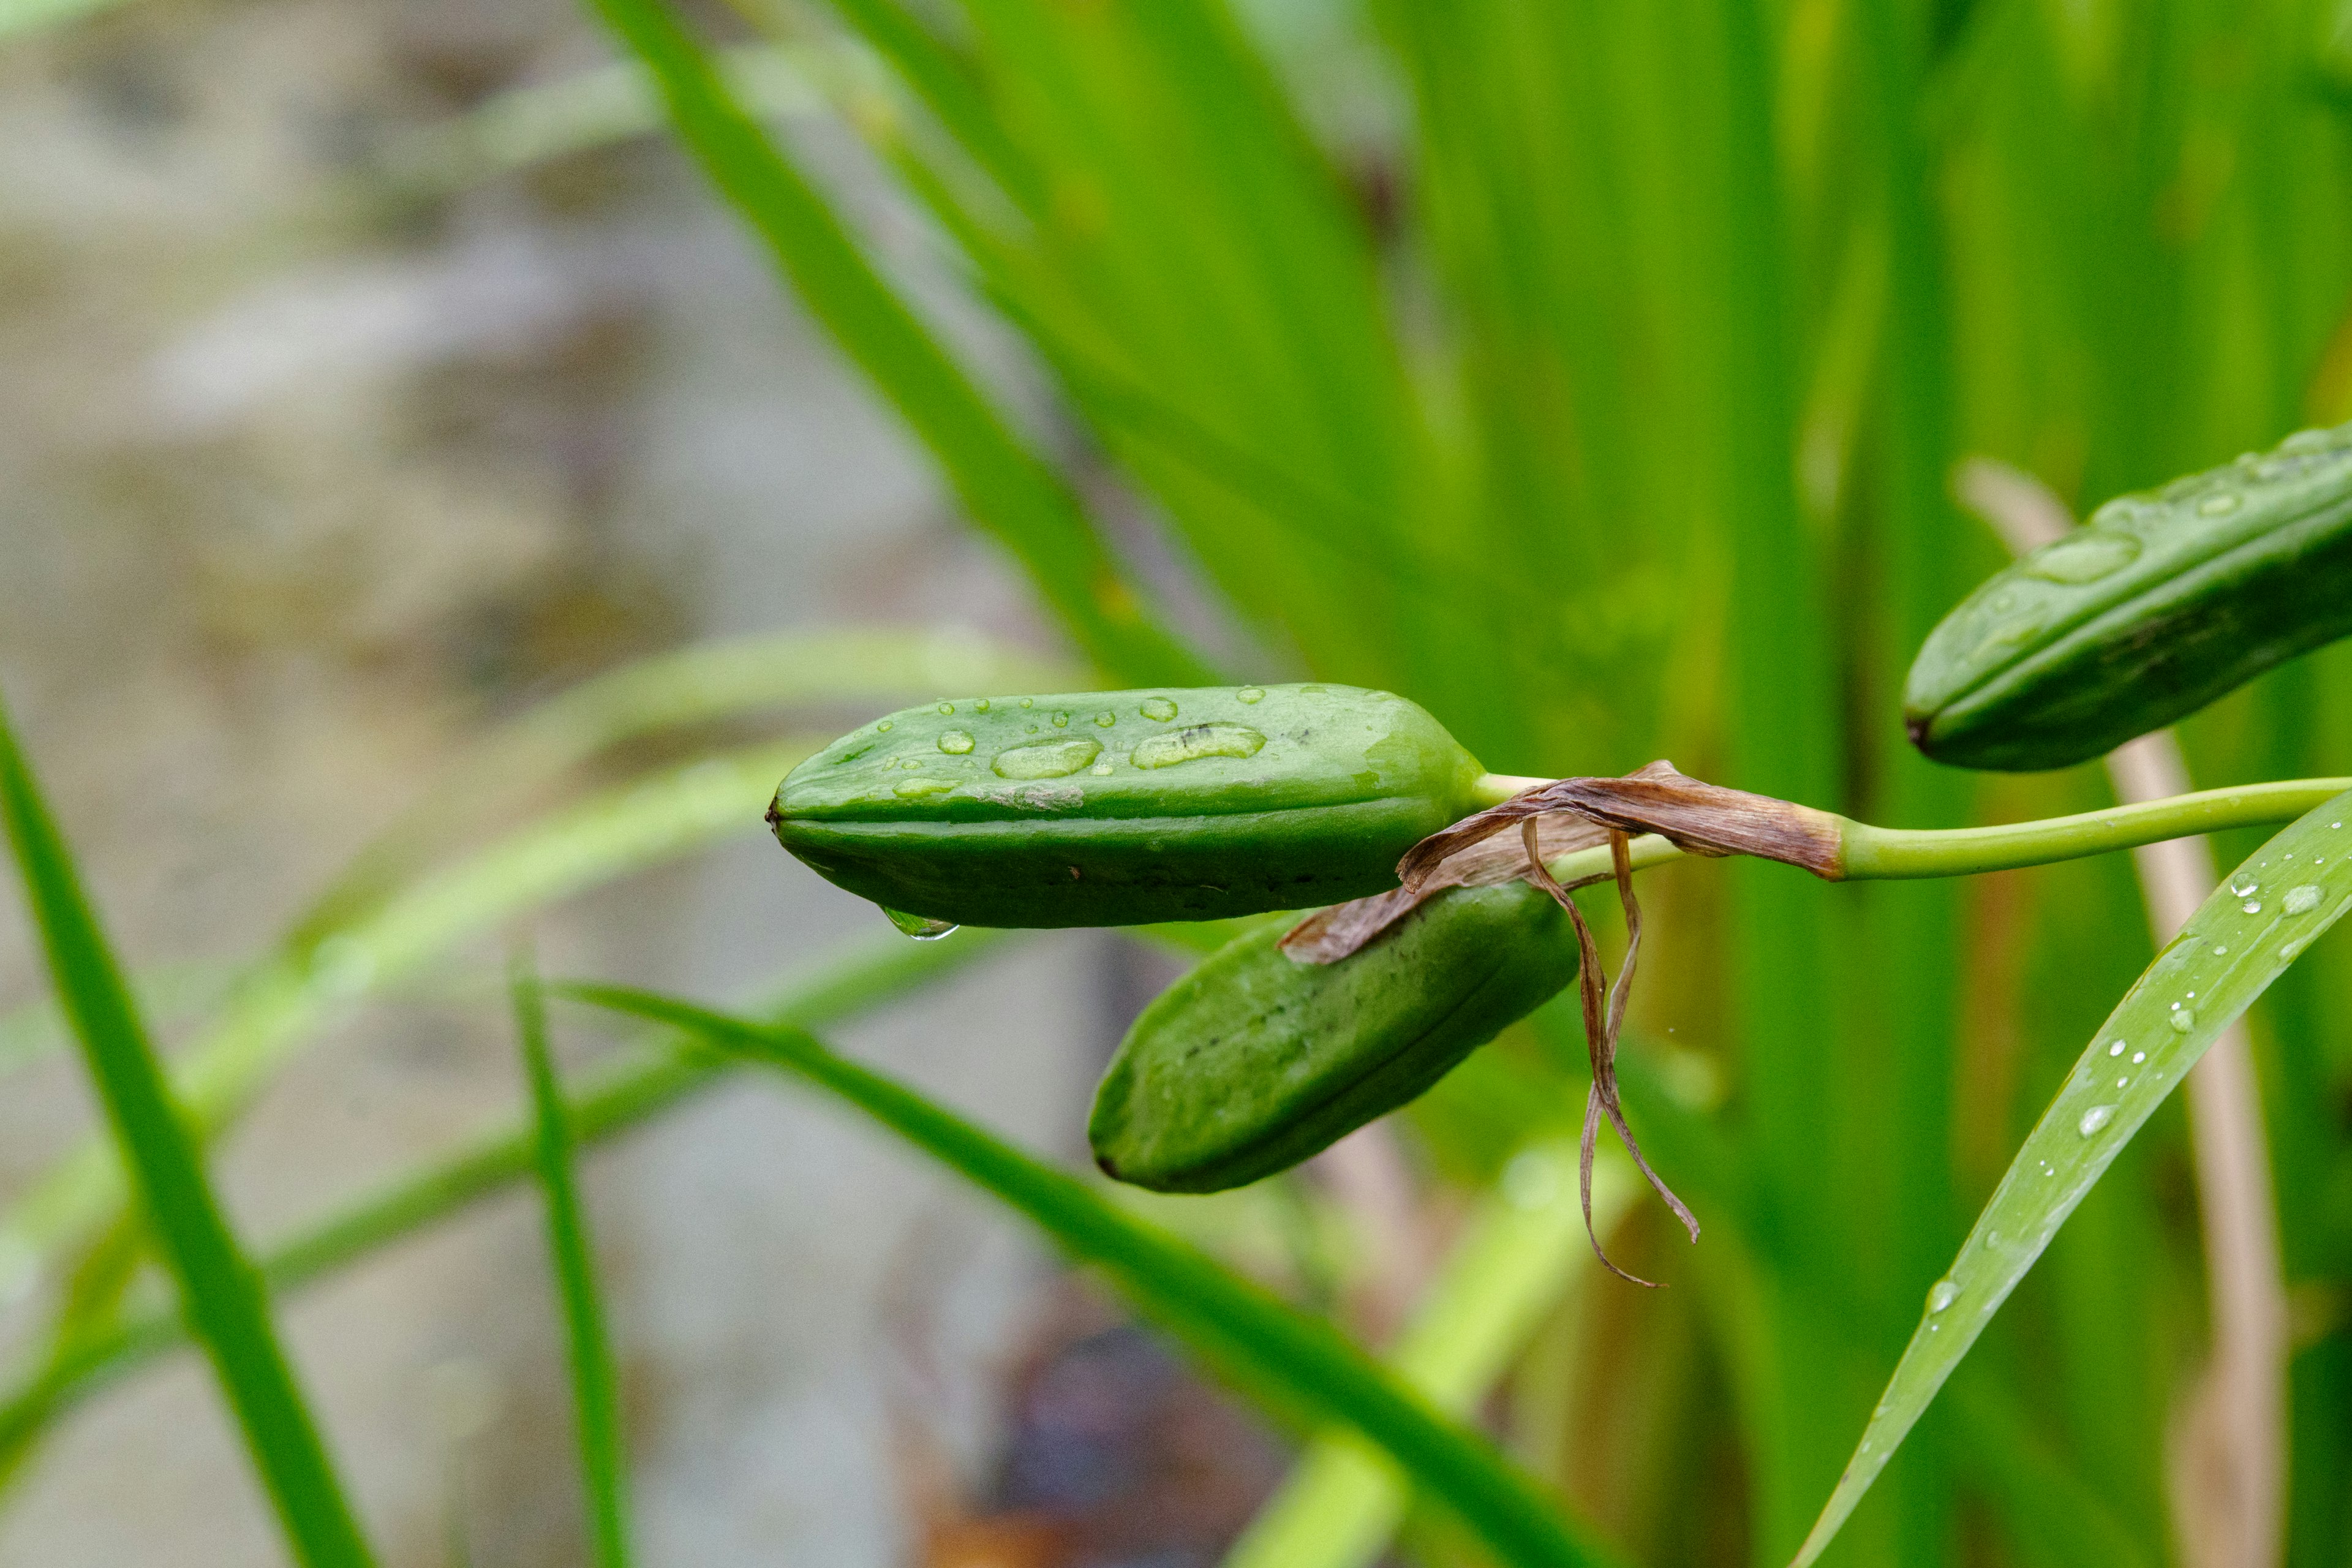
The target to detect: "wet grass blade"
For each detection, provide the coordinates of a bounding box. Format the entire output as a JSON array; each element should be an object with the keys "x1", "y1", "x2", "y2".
[
  {"x1": 577, "y1": 0, "x2": 1211, "y2": 687},
  {"x1": 1795, "y1": 786, "x2": 2352, "y2": 1564},
  {"x1": 512, "y1": 955, "x2": 631, "y2": 1568},
  {"x1": 564, "y1": 984, "x2": 1634, "y2": 1568},
  {"x1": 0, "y1": 694, "x2": 377, "y2": 1568}
]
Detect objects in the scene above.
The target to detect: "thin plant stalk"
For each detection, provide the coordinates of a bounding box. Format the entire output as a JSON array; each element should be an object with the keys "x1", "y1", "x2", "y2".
[
  {"x1": 0, "y1": 695, "x2": 377, "y2": 1568},
  {"x1": 513, "y1": 952, "x2": 632, "y2": 1568}
]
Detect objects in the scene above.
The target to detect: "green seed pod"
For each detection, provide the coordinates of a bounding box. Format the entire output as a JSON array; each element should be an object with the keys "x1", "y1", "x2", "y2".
[
  {"x1": 1905, "y1": 421, "x2": 2352, "y2": 772},
  {"x1": 1088, "y1": 878, "x2": 1578, "y2": 1192},
  {"x1": 771, "y1": 684, "x2": 1486, "y2": 929}
]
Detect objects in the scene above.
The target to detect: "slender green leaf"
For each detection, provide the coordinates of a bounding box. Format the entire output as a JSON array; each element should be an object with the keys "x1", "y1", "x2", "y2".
[
  {"x1": 0, "y1": 929, "x2": 1016, "y2": 1466},
  {"x1": 0, "y1": 741, "x2": 809, "y2": 1283},
  {"x1": 576, "y1": 0, "x2": 1212, "y2": 687},
  {"x1": 564, "y1": 984, "x2": 1635, "y2": 1568},
  {"x1": 1796, "y1": 788, "x2": 2352, "y2": 1565},
  {"x1": 0, "y1": 693, "x2": 377, "y2": 1568},
  {"x1": 513, "y1": 955, "x2": 631, "y2": 1568}
]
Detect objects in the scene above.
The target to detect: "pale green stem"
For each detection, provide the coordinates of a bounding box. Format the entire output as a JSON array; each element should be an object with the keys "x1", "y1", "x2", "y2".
[{"x1": 1516, "y1": 777, "x2": 2352, "y2": 887}]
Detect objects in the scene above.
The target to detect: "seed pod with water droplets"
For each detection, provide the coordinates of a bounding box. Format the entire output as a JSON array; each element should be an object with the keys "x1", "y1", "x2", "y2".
[
  {"x1": 1905, "y1": 421, "x2": 2352, "y2": 771},
  {"x1": 769, "y1": 685, "x2": 1486, "y2": 928}
]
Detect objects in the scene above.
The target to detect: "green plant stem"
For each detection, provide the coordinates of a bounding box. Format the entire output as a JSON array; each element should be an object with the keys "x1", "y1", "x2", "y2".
[
  {"x1": 0, "y1": 928, "x2": 1012, "y2": 1479},
  {"x1": 1832, "y1": 778, "x2": 2352, "y2": 879},
  {"x1": 1517, "y1": 777, "x2": 2352, "y2": 887},
  {"x1": 0, "y1": 698, "x2": 377, "y2": 1568},
  {"x1": 512, "y1": 956, "x2": 631, "y2": 1568},
  {"x1": 565, "y1": 986, "x2": 1632, "y2": 1568}
]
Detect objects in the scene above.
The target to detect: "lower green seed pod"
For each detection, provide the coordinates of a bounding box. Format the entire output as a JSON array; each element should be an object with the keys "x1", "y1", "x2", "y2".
[
  {"x1": 1905, "y1": 421, "x2": 2352, "y2": 771},
  {"x1": 1088, "y1": 878, "x2": 1578, "y2": 1193},
  {"x1": 771, "y1": 684, "x2": 1486, "y2": 928}
]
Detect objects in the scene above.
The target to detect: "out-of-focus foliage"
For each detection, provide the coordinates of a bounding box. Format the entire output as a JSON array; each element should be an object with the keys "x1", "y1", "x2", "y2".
[
  {"x1": 8, "y1": 0, "x2": 2352, "y2": 1564},
  {"x1": 581, "y1": 0, "x2": 2352, "y2": 1562}
]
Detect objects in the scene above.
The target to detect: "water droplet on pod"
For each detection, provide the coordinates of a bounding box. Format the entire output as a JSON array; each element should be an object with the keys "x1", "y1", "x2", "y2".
[
  {"x1": 893, "y1": 776, "x2": 954, "y2": 798},
  {"x1": 2169, "y1": 1010, "x2": 2196, "y2": 1033},
  {"x1": 1927, "y1": 1280, "x2": 1958, "y2": 1314},
  {"x1": 1131, "y1": 723, "x2": 1267, "y2": 769},
  {"x1": 973, "y1": 698, "x2": 990, "y2": 712},
  {"x1": 2196, "y1": 491, "x2": 2241, "y2": 516},
  {"x1": 937, "y1": 730, "x2": 975, "y2": 754},
  {"x1": 883, "y1": 908, "x2": 958, "y2": 941},
  {"x1": 2079, "y1": 1105, "x2": 2117, "y2": 1137},
  {"x1": 1094, "y1": 711, "x2": 1117, "y2": 728},
  {"x1": 2283, "y1": 884, "x2": 2322, "y2": 915},
  {"x1": 2024, "y1": 530, "x2": 2140, "y2": 584},
  {"x1": 937, "y1": 701, "x2": 956, "y2": 715},
  {"x1": 990, "y1": 739, "x2": 1101, "y2": 780},
  {"x1": 1052, "y1": 711, "x2": 1069, "y2": 728},
  {"x1": 1140, "y1": 696, "x2": 1179, "y2": 722},
  {"x1": 1237, "y1": 686, "x2": 1266, "y2": 704},
  {"x1": 877, "y1": 720, "x2": 893, "y2": 731},
  {"x1": 2244, "y1": 902, "x2": 2262, "y2": 915}
]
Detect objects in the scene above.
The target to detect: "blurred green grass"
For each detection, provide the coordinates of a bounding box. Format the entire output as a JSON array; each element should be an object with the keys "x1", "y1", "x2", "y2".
[{"x1": 6, "y1": 0, "x2": 2352, "y2": 1563}]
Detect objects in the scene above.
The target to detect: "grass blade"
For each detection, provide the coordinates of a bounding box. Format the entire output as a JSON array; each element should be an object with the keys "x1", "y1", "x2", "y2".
[
  {"x1": 0, "y1": 929, "x2": 1016, "y2": 1468},
  {"x1": 1795, "y1": 786, "x2": 2352, "y2": 1565},
  {"x1": 576, "y1": 0, "x2": 1212, "y2": 687},
  {"x1": 562, "y1": 983, "x2": 1634, "y2": 1568},
  {"x1": 512, "y1": 954, "x2": 631, "y2": 1568},
  {"x1": 0, "y1": 739, "x2": 812, "y2": 1282},
  {"x1": 0, "y1": 694, "x2": 377, "y2": 1568}
]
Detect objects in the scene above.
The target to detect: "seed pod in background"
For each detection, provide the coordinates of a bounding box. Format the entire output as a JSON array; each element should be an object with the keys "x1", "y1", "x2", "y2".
[
  {"x1": 770, "y1": 684, "x2": 1488, "y2": 929},
  {"x1": 1905, "y1": 421, "x2": 2352, "y2": 772},
  {"x1": 1088, "y1": 878, "x2": 1578, "y2": 1193}
]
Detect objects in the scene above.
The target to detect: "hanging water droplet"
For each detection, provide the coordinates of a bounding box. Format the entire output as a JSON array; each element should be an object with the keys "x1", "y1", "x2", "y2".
[
  {"x1": 991, "y1": 739, "x2": 1101, "y2": 780},
  {"x1": 937, "y1": 730, "x2": 975, "y2": 754},
  {"x1": 2169, "y1": 1009, "x2": 2196, "y2": 1033},
  {"x1": 2025, "y1": 530, "x2": 2141, "y2": 584},
  {"x1": 893, "y1": 776, "x2": 954, "y2": 799},
  {"x1": 2196, "y1": 491, "x2": 2241, "y2": 516},
  {"x1": 2283, "y1": 884, "x2": 2322, "y2": 915},
  {"x1": 1140, "y1": 696, "x2": 1179, "y2": 722},
  {"x1": 1237, "y1": 685, "x2": 1266, "y2": 704},
  {"x1": 1927, "y1": 1279, "x2": 1959, "y2": 1314},
  {"x1": 1132, "y1": 723, "x2": 1267, "y2": 769},
  {"x1": 2079, "y1": 1104, "x2": 2117, "y2": 1137},
  {"x1": 883, "y1": 908, "x2": 958, "y2": 940}
]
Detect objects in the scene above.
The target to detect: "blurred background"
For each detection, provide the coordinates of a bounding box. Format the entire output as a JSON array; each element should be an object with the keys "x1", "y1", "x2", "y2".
[{"x1": 1, "y1": 0, "x2": 2351, "y2": 1564}]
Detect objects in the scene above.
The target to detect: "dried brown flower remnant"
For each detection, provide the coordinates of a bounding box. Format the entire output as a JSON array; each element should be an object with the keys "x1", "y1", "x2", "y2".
[
  {"x1": 1398, "y1": 760, "x2": 1844, "y2": 889},
  {"x1": 1523, "y1": 821, "x2": 1696, "y2": 1286},
  {"x1": 1283, "y1": 761, "x2": 1845, "y2": 1282}
]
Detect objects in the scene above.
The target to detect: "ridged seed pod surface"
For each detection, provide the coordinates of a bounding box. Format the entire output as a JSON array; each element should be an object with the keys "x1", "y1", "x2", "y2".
[
  {"x1": 771, "y1": 684, "x2": 1485, "y2": 928},
  {"x1": 1905, "y1": 421, "x2": 2352, "y2": 771}
]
